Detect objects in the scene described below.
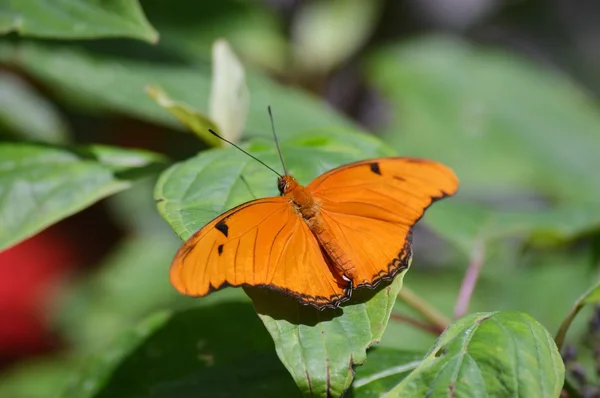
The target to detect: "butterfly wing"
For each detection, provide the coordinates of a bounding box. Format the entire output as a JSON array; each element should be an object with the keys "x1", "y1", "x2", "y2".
[
  {"x1": 170, "y1": 198, "x2": 350, "y2": 309},
  {"x1": 308, "y1": 157, "x2": 458, "y2": 287}
]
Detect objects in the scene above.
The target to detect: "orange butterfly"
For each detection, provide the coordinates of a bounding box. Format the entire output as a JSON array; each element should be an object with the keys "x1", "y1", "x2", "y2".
[{"x1": 170, "y1": 125, "x2": 458, "y2": 310}]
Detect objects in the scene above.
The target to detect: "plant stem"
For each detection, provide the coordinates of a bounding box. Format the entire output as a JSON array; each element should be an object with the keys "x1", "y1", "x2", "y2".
[
  {"x1": 454, "y1": 241, "x2": 486, "y2": 319},
  {"x1": 398, "y1": 286, "x2": 451, "y2": 333},
  {"x1": 555, "y1": 280, "x2": 600, "y2": 351},
  {"x1": 389, "y1": 313, "x2": 442, "y2": 335},
  {"x1": 554, "y1": 303, "x2": 583, "y2": 352}
]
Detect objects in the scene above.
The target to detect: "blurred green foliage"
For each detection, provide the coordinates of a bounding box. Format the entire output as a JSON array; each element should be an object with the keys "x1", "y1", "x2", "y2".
[{"x1": 0, "y1": 1, "x2": 599, "y2": 397}]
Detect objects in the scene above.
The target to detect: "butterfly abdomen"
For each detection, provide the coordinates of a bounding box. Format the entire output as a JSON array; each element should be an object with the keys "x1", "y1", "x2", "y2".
[
  {"x1": 303, "y1": 215, "x2": 357, "y2": 282},
  {"x1": 285, "y1": 180, "x2": 358, "y2": 283},
  {"x1": 317, "y1": 228, "x2": 357, "y2": 280}
]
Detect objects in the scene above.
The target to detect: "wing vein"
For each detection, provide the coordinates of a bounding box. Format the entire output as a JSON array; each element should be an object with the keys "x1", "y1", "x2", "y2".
[
  {"x1": 232, "y1": 239, "x2": 241, "y2": 284},
  {"x1": 265, "y1": 217, "x2": 290, "y2": 282},
  {"x1": 252, "y1": 228, "x2": 259, "y2": 284},
  {"x1": 203, "y1": 240, "x2": 218, "y2": 290},
  {"x1": 230, "y1": 204, "x2": 288, "y2": 240}
]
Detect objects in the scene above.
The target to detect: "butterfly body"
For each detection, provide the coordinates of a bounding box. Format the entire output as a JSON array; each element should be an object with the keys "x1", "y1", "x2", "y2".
[
  {"x1": 171, "y1": 157, "x2": 459, "y2": 310},
  {"x1": 279, "y1": 174, "x2": 357, "y2": 283}
]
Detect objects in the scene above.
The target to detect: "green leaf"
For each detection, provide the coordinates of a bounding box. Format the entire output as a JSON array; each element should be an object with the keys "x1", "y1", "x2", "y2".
[
  {"x1": 386, "y1": 311, "x2": 565, "y2": 397},
  {"x1": 0, "y1": 42, "x2": 355, "y2": 139},
  {"x1": 351, "y1": 348, "x2": 423, "y2": 397},
  {"x1": 154, "y1": 129, "x2": 407, "y2": 396},
  {"x1": 146, "y1": 84, "x2": 221, "y2": 147},
  {"x1": 368, "y1": 36, "x2": 600, "y2": 204},
  {"x1": 0, "y1": 0, "x2": 158, "y2": 42},
  {"x1": 0, "y1": 143, "x2": 166, "y2": 251},
  {"x1": 555, "y1": 280, "x2": 600, "y2": 351},
  {"x1": 62, "y1": 304, "x2": 301, "y2": 398},
  {"x1": 0, "y1": 71, "x2": 69, "y2": 143},
  {"x1": 248, "y1": 273, "x2": 406, "y2": 397}
]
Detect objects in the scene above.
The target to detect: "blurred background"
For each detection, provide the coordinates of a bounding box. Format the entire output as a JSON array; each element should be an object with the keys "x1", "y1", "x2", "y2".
[{"x1": 1, "y1": 0, "x2": 599, "y2": 396}]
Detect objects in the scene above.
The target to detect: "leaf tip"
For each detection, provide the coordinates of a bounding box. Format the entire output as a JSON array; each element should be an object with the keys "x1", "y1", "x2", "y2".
[
  {"x1": 145, "y1": 84, "x2": 172, "y2": 107},
  {"x1": 149, "y1": 30, "x2": 160, "y2": 45}
]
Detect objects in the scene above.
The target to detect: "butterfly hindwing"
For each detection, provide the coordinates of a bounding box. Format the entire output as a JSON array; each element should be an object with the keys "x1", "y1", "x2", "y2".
[
  {"x1": 170, "y1": 198, "x2": 350, "y2": 309},
  {"x1": 308, "y1": 157, "x2": 458, "y2": 286}
]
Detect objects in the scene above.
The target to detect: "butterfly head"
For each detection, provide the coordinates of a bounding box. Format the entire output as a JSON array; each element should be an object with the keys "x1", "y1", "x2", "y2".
[{"x1": 277, "y1": 175, "x2": 299, "y2": 196}]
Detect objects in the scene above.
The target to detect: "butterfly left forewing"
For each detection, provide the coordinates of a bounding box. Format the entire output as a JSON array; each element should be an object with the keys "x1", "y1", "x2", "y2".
[
  {"x1": 171, "y1": 198, "x2": 289, "y2": 295},
  {"x1": 308, "y1": 157, "x2": 458, "y2": 287},
  {"x1": 171, "y1": 197, "x2": 350, "y2": 309}
]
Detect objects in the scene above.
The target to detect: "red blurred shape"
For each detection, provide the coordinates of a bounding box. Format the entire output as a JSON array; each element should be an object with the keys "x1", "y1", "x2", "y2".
[{"x1": 0, "y1": 227, "x2": 76, "y2": 361}]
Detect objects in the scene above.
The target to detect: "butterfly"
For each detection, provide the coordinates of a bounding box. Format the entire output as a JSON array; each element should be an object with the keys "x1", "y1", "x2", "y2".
[{"x1": 170, "y1": 122, "x2": 459, "y2": 310}]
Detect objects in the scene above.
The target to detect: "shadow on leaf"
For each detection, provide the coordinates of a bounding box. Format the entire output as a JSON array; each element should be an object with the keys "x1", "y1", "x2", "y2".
[{"x1": 245, "y1": 281, "x2": 393, "y2": 326}]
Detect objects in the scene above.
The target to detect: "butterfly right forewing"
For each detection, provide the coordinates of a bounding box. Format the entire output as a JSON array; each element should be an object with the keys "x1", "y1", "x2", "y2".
[{"x1": 308, "y1": 157, "x2": 458, "y2": 287}]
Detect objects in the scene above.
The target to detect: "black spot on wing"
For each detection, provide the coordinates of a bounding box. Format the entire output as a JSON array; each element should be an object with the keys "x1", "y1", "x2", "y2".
[
  {"x1": 218, "y1": 244, "x2": 224, "y2": 255},
  {"x1": 369, "y1": 162, "x2": 382, "y2": 175},
  {"x1": 215, "y1": 219, "x2": 229, "y2": 237}
]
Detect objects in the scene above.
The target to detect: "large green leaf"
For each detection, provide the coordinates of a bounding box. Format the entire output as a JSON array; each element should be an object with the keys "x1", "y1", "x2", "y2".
[
  {"x1": 386, "y1": 311, "x2": 565, "y2": 397},
  {"x1": 62, "y1": 304, "x2": 301, "y2": 398},
  {"x1": 367, "y1": 36, "x2": 600, "y2": 204},
  {"x1": 0, "y1": 143, "x2": 165, "y2": 251},
  {"x1": 0, "y1": 0, "x2": 157, "y2": 42},
  {"x1": 0, "y1": 71, "x2": 69, "y2": 143},
  {"x1": 154, "y1": 129, "x2": 417, "y2": 396},
  {"x1": 249, "y1": 275, "x2": 406, "y2": 397},
  {"x1": 0, "y1": 42, "x2": 354, "y2": 139}
]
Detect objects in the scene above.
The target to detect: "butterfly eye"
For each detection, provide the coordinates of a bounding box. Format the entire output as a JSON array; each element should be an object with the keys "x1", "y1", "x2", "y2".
[{"x1": 277, "y1": 179, "x2": 287, "y2": 194}]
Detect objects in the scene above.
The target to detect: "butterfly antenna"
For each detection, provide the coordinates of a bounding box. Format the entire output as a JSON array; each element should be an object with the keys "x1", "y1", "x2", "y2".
[
  {"x1": 208, "y1": 129, "x2": 282, "y2": 177},
  {"x1": 268, "y1": 106, "x2": 288, "y2": 175}
]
